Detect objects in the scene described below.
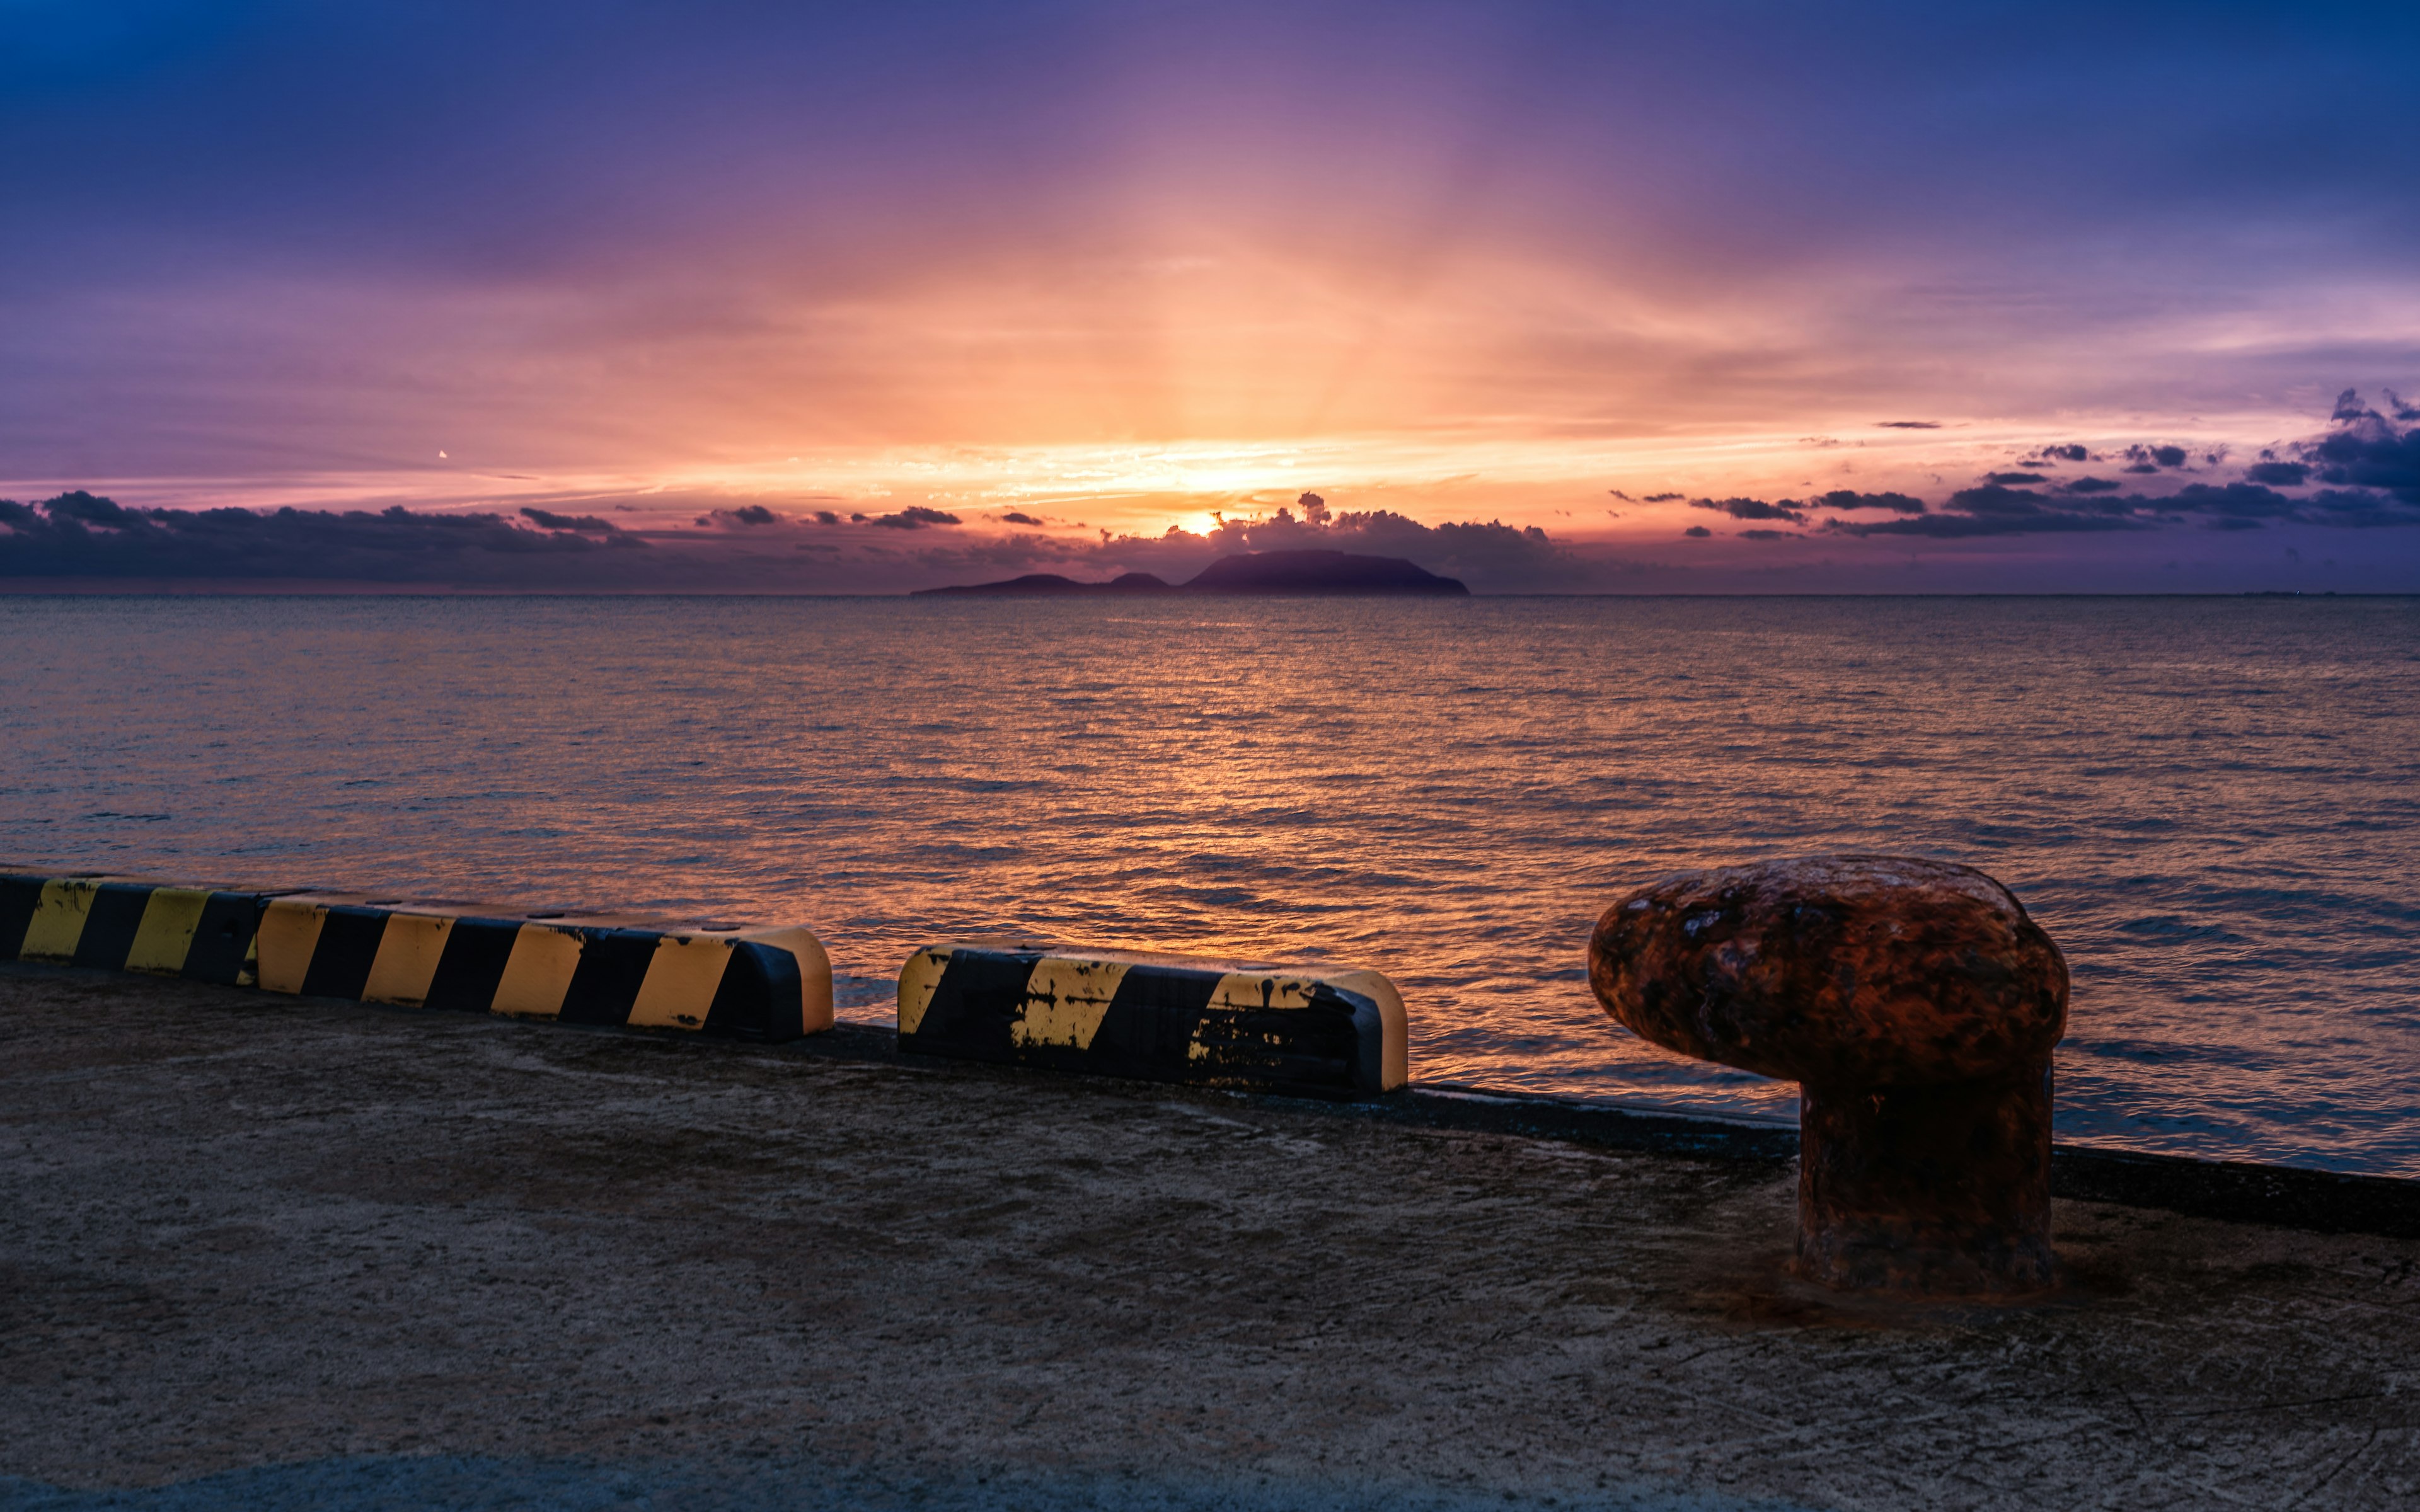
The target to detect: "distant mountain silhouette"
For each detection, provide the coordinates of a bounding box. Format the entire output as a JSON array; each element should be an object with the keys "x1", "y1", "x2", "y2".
[
  {"x1": 912, "y1": 571, "x2": 1176, "y2": 597},
  {"x1": 913, "y1": 549, "x2": 1468, "y2": 597}
]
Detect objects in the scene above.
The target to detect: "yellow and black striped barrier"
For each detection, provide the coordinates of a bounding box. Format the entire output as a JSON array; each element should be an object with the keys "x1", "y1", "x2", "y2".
[
  {"x1": 897, "y1": 944, "x2": 1407, "y2": 1097},
  {"x1": 1, "y1": 874, "x2": 263, "y2": 984},
  {"x1": 251, "y1": 895, "x2": 832, "y2": 1041},
  {"x1": 3, "y1": 874, "x2": 832, "y2": 1043}
]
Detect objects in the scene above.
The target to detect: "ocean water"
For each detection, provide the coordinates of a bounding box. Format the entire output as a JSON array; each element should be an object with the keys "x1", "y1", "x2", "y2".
[{"x1": 4, "y1": 593, "x2": 2417, "y2": 1175}]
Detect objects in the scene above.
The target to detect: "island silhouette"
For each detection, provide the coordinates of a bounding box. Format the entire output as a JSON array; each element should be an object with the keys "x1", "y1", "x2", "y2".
[{"x1": 913, "y1": 547, "x2": 1469, "y2": 597}]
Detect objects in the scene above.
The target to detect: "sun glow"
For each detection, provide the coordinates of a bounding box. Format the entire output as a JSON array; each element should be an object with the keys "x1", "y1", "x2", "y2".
[{"x1": 30, "y1": 396, "x2": 2327, "y2": 551}]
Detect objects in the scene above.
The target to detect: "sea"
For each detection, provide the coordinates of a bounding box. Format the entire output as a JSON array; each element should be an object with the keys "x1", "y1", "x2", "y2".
[{"x1": 5, "y1": 593, "x2": 2417, "y2": 1176}]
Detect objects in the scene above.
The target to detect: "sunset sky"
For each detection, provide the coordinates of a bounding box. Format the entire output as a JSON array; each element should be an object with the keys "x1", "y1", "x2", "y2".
[{"x1": 4, "y1": 1, "x2": 2417, "y2": 590}]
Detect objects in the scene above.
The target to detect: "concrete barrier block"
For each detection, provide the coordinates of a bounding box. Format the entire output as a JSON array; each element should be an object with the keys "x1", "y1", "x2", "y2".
[
  {"x1": 3, "y1": 874, "x2": 830, "y2": 1043},
  {"x1": 897, "y1": 944, "x2": 1407, "y2": 1096},
  {"x1": 253, "y1": 895, "x2": 833, "y2": 1042},
  {"x1": 2, "y1": 874, "x2": 263, "y2": 985}
]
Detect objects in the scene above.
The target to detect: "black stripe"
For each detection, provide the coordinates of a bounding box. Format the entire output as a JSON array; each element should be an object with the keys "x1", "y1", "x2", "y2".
[
  {"x1": 0, "y1": 876, "x2": 43, "y2": 959},
  {"x1": 556, "y1": 928, "x2": 655, "y2": 1026},
  {"x1": 182, "y1": 893, "x2": 262, "y2": 985},
  {"x1": 1087, "y1": 964, "x2": 1222, "y2": 1077},
  {"x1": 422, "y1": 918, "x2": 522, "y2": 1013},
  {"x1": 71, "y1": 884, "x2": 156, "y2": 970},
  {"x1": 1342, "y1": 988, "x2": 1387, "y2": 1092},
  {"x1": 299, "y1": 906, "x2": 389, "y2": 999},
  {"x1": 703, "y1": 941, "x2": 801, "y2": 1041},
  {"x1": 901, "y1": 949, "x2": 1045, "y2": 1060},
  {"x1": 901, "y1": 951, "x2": 1383, "y2": 1097}
]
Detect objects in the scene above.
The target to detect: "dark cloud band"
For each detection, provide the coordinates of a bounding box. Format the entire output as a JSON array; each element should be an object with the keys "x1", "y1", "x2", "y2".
[{"x1": 1695, "y1": 394, "x2": 2420, "y2": 542}]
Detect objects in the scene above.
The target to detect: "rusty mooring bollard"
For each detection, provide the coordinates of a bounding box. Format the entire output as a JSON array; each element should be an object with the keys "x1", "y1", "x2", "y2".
[{"x1": 1587, "y1": 856, "x2": 2069, "y2": 1295}]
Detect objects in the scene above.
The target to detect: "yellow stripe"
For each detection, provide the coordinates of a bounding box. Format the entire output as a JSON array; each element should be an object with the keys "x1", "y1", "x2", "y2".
[
  {"x1": 1206, "y1": 971, "x2": 1320, "y2": 1014},
  {"x1": 897, "y1": 947, "x2": 954, "y2": 1034},
  {"x1": 1192, "y1": 971, "x2": 1318, "y2": 1063},
  {"x1": 1325, "y1": 968, "x2": 1410, "y2": 1092},
  {"x1": 1196, "y1": 968, "x2": 1410, "y2": 1090},
  {"x1": 491, "y1": 924, "x2": 582, "y2": 1019},
  {"x1": 19, "y1": 879, "x2": 99, "y2": 961},
  {"x1": 253, "y1": 899, "x2": 327, "y2": 994},
  {"x1": 360, "y1": 914, "x2": 454, "y2": 1007},
  {"x1": 1015, "y1": 956, "x2": 1131, "y2": 1050},
  {"x1": 125, "y1": 888, "x2": 212, "y2": 975},
  {"x1": 626, "y1": 935, "x2": 732, "y2": 1029}
]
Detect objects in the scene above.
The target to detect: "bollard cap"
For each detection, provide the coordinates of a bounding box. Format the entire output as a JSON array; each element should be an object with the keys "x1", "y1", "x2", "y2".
[{"x1": 1588, "y1": 855, "x2": 2067, "y2": 1090}]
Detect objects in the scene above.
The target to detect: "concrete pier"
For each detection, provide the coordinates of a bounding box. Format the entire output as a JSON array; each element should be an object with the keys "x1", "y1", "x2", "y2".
[{"x1": 4, "y1": 965, "x2": 2417, "y2": 1509}]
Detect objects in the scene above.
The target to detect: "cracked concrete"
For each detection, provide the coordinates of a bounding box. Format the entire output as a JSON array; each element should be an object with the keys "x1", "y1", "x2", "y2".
[{"x1": 3, "y1": 964, "x2": 2416, "y2": 1509}]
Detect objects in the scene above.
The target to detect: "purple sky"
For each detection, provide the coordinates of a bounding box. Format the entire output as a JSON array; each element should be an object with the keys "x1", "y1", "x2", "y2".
[{"x1": 4, "y1": 1, "x2": 2417, "y2": 591}]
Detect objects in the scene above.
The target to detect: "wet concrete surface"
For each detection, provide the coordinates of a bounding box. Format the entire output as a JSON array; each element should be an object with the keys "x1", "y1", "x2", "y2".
[{"x1": 3, "y1": 965, "x2": 2417, "y2": 1509}]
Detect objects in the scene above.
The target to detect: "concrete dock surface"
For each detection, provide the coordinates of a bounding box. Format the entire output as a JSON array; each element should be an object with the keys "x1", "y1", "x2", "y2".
[{"x1": 3, "y1": 965, "x2": 2417, "y2": 1510}]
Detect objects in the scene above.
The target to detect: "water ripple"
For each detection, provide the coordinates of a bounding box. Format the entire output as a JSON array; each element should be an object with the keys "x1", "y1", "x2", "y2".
[{"x1": 4, "y1": 594, "x2": 2418, "y2": 1172}]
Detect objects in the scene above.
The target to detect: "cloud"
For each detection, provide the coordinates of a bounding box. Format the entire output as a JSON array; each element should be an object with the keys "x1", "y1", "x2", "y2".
[
  {"x1": 520, "y1": 507, "x2": 628, "y2": 534},
  {"x1": 2302, "y1": 391, "x2": 2420, "y2": 505},
  {"x1": 868, "y1": 505, "x2": 962, "y2": 530},
  {"x1": 2126, "y1": 444, "x2": 2190, "y2": 469},
  {"x1": 1777, "y1": 397, "x2": 2420, "y2": 539},
  {"x1": 0, "y1": 493, "x2": 679, "y2": 581},
  {"x1": 1947, "y1": 484, "x2": 2103, "y2": 517},
  {"x1": 0, "y1": 490, "x2": 1039, "y2": 587},
  {"x1": 1643, "y1": 492, "x2": 1684, "y2": 502},
  {"x1": 1811, "y1": 490, "x2": 1926, "y2": 514},
  {"x1": 1829, "y1": 503, "x2": 2138, "y2": 539},
  {"x1": 1821, "y1": 472, "x2": 2418, "y2": 539},
  {"x1": 2025, "y1": 444, "x2": 2090, "y2": 464},
  {"x1": 10, "y1": 396, "x2": 2415, "y2": 588},
  {"x1": 1876, "y1": 421, "x2": 1941, "y2": 430},
  {"x1": 2242, "y1": 461, "x2": 2310, "y2": 487},
  {"x1": 2293, "y1": 492, "x2": 2420, "y2": 528},
  {"x1": 1693, "y1": 496, "x2": 1808, "y2": 524},
  {"x1": 1685, "y1": 490, "x2": 1923, "y2": 538},
  {"x1": 695, "y1": 504, "x2": 783, "y2": 526}
]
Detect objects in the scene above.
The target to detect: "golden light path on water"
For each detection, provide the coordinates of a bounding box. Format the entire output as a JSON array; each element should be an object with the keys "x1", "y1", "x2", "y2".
[{"x1": 6, "y1": 594, "x2": 2419, "y2": 1174}]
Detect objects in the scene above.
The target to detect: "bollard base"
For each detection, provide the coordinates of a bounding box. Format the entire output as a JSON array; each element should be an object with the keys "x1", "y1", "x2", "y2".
[{"x1": 1796, "y1": 1066, "x2": 2056, "y2": 1296}]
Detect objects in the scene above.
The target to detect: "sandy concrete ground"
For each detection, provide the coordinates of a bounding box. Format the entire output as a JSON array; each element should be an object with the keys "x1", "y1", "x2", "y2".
[{"x1": 3, "y1": 965, "x2": 2418, "y2": 1511}]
